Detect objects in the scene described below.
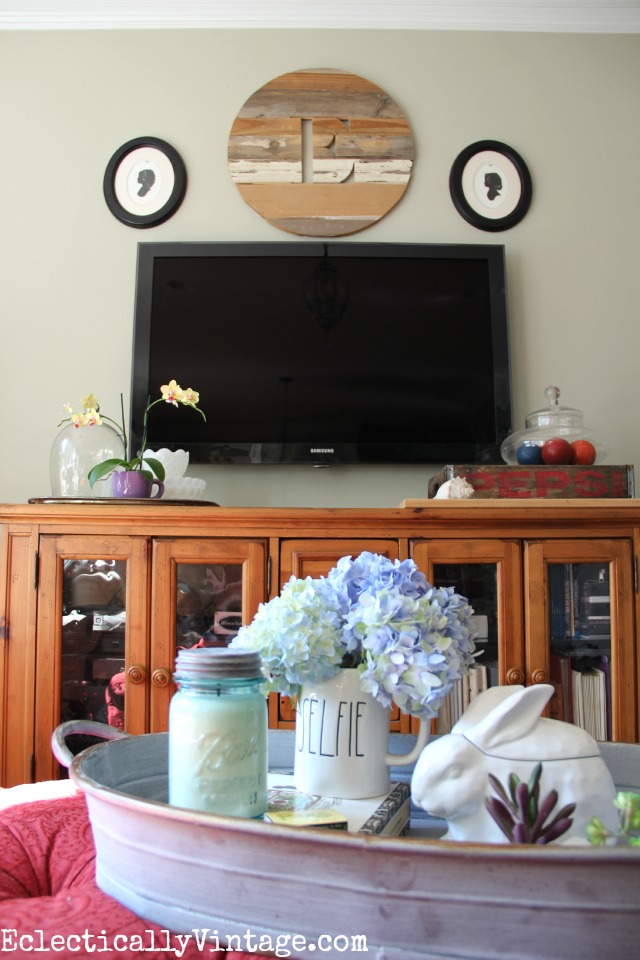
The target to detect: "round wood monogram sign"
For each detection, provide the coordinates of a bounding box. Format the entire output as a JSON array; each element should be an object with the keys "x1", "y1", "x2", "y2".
[{"x1": 228, "y1": 68, "x2": 415, "y2": 237}]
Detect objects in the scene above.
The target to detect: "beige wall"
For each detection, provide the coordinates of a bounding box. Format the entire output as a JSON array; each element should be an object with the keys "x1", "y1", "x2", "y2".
[{"x1": 1, "y1": 28, "x2": 638, "y2": 506}]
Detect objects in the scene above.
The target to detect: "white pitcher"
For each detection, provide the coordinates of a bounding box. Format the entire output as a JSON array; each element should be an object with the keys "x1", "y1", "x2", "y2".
[{"x1": 294, "y1": 668, "x2": 429, "y2": 799}]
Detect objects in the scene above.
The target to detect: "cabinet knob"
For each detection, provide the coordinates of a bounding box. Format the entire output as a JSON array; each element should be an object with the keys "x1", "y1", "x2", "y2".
[
  {"x1": 127, "y1": 664, "x2": 147, "y2": 684},
  {"x1": 506, "y1": 668, "x2": 525, "y2": 685},
  {"x1": 151, "y1": 668, "x2": 172, "y2": 688},
  {"x1": 531, "y1": 668, "x2": 549, "y2": 685}
]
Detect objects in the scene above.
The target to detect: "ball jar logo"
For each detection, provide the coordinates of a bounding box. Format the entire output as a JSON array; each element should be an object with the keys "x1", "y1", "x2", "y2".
[
  {"x1": 196, "y1": 728, "x2": 261, "y2": 772},
  {"x1": 193, "y1": 729, "x2": 263, "y2": 809}
]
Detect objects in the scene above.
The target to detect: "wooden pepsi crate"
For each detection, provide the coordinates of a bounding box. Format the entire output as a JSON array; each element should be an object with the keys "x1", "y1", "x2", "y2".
[{"x1": 428, "y1": 464, "x2": 635, "y2": 499}]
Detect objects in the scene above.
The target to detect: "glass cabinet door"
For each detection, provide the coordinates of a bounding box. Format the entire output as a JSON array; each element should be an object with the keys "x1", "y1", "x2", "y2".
[
  {"x1": 525, "y1": 539, "x2": 636, "y2": 742},
  {"x1": 279, "y1": 539, "x2": 399, "y2": 586},
  {"x1": 149, "y1": 539, "x2": 267, "y2": 732},
  {"x1": 34, "y1": 535, "x2": 149, "y2": 780},
  {"x1": 411, "y1": 540, "x2": 524, "y2": 732}
]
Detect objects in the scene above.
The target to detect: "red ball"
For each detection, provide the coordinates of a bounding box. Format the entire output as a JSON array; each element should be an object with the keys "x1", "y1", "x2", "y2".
[
  {"x1": 570, "y1": 439, "x2": 597, "y2": 465},
  {"x1": 541, "y1": 437, "x2": 573, "y2": 464}
]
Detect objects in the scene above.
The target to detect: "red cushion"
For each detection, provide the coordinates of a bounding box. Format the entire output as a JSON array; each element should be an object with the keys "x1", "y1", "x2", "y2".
[
  {"x1": 0, "y1": 795, "x2": 94, "y2": 899},
  {"x1": 0, "y1": 794, "x2": 293, "y2": 960}
]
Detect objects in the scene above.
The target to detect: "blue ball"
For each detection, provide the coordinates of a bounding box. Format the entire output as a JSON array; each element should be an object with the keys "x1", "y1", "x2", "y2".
[{"x1": 516, "y1": 443, "x2": 544, "y2": 465}]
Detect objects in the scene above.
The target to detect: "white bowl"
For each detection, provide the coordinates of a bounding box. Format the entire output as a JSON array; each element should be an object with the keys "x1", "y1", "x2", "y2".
[
  {"x1": 161, "y1": 477, "x2": 206, "y2": 501},
  {"x1": 144, "y1": 448, "x2": 189, "y2": 478}
]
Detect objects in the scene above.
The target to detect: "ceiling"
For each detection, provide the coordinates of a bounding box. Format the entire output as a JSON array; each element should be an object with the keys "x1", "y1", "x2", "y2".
[{"x1": 0, "y1": 1, "x2": 639, "y2": 32}]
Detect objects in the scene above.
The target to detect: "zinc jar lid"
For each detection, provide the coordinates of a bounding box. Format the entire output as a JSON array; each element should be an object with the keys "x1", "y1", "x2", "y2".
[{"x1": 174, "y1": 647, "x2": 263, "y2": 680}]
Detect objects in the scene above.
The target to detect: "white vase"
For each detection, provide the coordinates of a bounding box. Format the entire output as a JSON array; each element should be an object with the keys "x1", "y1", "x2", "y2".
[
  {"x1": 294, "y1": 668, "x2": 429, "y2": 799},
  {"x1": 50, "y1": 422, "x2": 123, "y2": 498}
]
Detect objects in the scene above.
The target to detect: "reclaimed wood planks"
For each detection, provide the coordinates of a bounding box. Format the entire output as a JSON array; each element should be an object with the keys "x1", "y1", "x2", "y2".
[{"x1": 228, "y1": 68, "x2": 414, "y2": 236}]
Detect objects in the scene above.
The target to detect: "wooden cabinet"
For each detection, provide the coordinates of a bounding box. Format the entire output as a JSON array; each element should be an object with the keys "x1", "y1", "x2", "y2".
[
  {"x1": 524, "y1": 539, "x2": 636, "y2": 741},
  {"x1": 0, "y1": 508, "x2": 269, "y2": 784},
  {"x1": 411, "y1": 539, "x2": 524, "y2": 687},
  {"x1": 34, "y1": 534, "x2": 150, "y2": 783},
  {"x1": 28, "y1": 533, "x2": 268, "y2": 781},
  {"x1": 148, "y1": 537, "x2": 267, "y2": 733},
  {"x1": 1, "y1": 499, "x2": 639, "y2": 786},
  {"x1": 412, "y1": 536, "x2": 637, "y2": 742},
  {"x1": 279, "y1": 538, "x2": 399, "y2": 584}
]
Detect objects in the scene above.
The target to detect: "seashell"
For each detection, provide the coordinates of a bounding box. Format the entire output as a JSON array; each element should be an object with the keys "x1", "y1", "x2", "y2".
[{"x1": 433, "y1": 476, "x2": 475, "y2": 500}]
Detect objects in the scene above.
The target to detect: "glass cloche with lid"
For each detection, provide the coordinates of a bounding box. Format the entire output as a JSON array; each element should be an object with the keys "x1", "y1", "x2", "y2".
[{"x1": 500, "y1": 386, "x2": 609, "y2": 465}]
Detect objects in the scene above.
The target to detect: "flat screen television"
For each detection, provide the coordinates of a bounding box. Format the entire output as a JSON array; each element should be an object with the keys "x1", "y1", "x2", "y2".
[{"x1": 130, "y1": 241, "x2": 512, "y2": 466}]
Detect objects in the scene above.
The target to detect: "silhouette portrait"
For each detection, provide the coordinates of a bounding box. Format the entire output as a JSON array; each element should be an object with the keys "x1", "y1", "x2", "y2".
[
  {"x1": 484, "y1": 171, "x2": 503, "y2": 202},
  {"x1": 137, "y1": 168, "x2": 156, "y2": 197}
]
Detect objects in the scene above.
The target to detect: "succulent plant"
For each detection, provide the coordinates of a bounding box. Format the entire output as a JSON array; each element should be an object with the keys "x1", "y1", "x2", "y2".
[
  {"x1": 586, "y1": 791, "x2": 640, "y2": 846},
  {"x1": 485, "y1": 762, "x2": 576, "y2": 844}
]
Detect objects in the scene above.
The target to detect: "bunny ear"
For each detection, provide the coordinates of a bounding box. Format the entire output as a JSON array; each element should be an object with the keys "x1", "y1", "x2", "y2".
[
  {"x1": 463, "y1": 684, "x2": 555, "y2": 753},
  {"x1": 452, "y1": 684, "x2": 524, "y2": 735}
]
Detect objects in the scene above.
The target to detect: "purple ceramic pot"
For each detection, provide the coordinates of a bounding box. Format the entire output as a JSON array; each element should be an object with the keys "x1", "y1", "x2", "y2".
[{"x1": 112, "y1": 471, "x2": 164, "y2": 499}]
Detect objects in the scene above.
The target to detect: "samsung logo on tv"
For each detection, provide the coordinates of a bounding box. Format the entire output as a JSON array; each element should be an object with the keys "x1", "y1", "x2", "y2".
[{"x1": 311, "y1": 448, "x2": 334, "y2": 454}]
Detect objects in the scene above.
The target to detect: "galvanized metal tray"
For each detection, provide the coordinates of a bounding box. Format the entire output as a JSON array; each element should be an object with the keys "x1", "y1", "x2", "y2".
[{"x1": 60, "y1": 727, "x2": 640, "y2": 960}]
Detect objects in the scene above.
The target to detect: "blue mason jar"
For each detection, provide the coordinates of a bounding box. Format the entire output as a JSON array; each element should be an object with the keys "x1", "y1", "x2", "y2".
[{"x1": 168, "y1": 647, "x2": 267, "y2": 817}]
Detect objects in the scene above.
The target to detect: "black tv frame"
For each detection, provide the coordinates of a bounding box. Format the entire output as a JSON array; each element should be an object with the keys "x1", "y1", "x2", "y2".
[{"x1": 130, "y1": 241, "x2": 512, "y2": 467}]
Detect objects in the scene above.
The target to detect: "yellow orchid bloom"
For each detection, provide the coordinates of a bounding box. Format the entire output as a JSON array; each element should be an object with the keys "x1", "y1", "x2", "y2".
[
  {"x1": 160, "y1": 379, "x2": 184, "y2": 406},
  {"x1": 181, "y1": 387, "x2": 199, "y2": 406},
  {"x1": 85, "y1": 408, "x2": 102, "y2": 427},
  {"x1": 82, "y1": 393, "x2": 100, "y2": 412}
]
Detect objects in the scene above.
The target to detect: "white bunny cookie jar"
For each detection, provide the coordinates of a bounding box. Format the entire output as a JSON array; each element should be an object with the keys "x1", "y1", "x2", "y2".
[{"x1": 411, "y1": 684, "x2": 617, "y2": 845}]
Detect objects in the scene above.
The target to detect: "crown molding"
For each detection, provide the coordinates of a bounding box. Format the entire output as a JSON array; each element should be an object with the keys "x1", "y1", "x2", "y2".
[{"x1": 0, "y1": 2, "x2": 639, "y2": 33}]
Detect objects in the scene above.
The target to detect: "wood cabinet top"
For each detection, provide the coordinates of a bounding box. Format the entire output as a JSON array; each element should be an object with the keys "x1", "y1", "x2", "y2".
[{"x1": 1, "y1": 498, "x2": 640, "y2": 540}]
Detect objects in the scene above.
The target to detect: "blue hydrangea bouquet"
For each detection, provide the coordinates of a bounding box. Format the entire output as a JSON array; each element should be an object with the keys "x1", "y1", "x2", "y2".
[{"x1": 230, "y1": 551, "x2": 478, "y2": 721}]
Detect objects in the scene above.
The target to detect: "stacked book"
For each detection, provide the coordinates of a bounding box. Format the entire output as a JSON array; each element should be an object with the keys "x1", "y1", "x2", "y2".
[
  {"x1": 434, "y1": 663, "x2": 494, "y2": 734},
  {"x1": 550, "y1": 652, "x2": 610, "y2": 740},
  {"x1": 264, "y1": 773, "x2": 410, "y2": 836},
  {"x1": 572, "y1": 665, "x2": 608, "y2": 741}
]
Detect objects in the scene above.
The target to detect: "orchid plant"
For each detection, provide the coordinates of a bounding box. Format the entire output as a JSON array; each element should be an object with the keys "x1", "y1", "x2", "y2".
[
  {"x1": 230, "y1": 551, "x2": 478, "y2": 720},
  {"x1": 59, "y1": 381, "x2": 205, "y2": 488}
]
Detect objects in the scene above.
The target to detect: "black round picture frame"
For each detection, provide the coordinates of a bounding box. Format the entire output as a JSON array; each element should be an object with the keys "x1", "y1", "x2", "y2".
[
  {"x1": 449, "y1": 140, "x2": 532, "y2": 232},
  {"x1": 103, "y1": 137, "x2": 187, "y2": 228}
]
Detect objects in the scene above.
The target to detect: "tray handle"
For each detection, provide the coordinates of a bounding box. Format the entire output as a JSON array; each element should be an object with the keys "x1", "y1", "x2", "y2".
[{"x1": 51, "y1": 720, "x2": 131, "y2": 769}]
